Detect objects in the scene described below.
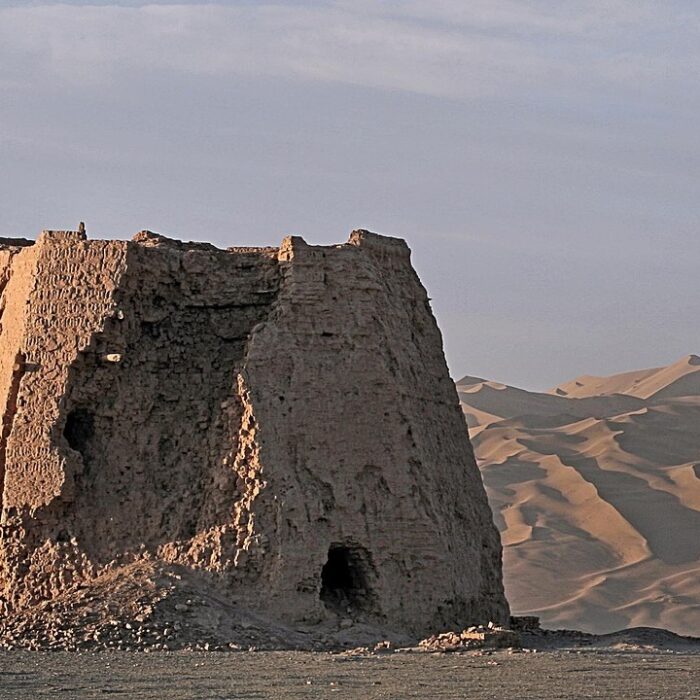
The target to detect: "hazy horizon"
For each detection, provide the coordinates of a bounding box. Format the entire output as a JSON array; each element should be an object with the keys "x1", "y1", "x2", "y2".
[{"x1": 2, "y1": 1, "x2": 698, "y2": 389}]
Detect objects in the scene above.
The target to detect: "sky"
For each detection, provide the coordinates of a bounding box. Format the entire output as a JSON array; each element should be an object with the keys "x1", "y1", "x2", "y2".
[{"x1": 1, "y1": 1, "x2": 698, "y2": 389}]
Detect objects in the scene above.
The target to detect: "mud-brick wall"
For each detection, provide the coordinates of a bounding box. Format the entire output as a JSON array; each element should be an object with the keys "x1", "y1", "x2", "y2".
[
  {"x1": 0, "y1": 231, "x2": 281, "y2": 611},
  {"x1": 0, "y1": 232, "x2": 129, "y2": 607},
  {"x1": 0, "y1": 228, "x2": 508, "y2": 634},
  {"x1": 237, "y1": 232, "x2": 507, "y2": 633}
]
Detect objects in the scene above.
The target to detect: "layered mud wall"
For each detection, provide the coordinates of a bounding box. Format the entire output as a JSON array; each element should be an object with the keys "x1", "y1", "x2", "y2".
[{"x1": 0, "y1": 228, "x2": 507, "y2": 635}]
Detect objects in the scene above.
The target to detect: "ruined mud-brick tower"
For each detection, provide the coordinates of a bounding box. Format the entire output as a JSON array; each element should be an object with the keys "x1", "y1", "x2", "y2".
[{"x1": 0, "y1": 228, "x2": 507, "y2": 635}]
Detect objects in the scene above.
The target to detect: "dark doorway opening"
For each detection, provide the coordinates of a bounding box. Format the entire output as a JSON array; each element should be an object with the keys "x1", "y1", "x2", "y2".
[
  {"x1": 63, "y1": 408, "x2": 94, "y2": 457},
  {"x1": 320, "y1": 544, "x2": 373, "y2": 615}
]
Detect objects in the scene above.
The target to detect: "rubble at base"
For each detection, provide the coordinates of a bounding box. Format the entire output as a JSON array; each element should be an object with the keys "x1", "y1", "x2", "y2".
[
  {"x1": 2, "y1": 567, "x2": 699, "y2": 655},
  {"x1": 0, "y1": 561, "x2": 412, "y2": 653},
  {"x1": 509, "y1": 615, "x2": 541, "y2": 632},
  {"x1": 0, "y1": 560, "x2": 524, "y2": 655},
  {"x1": 418, "y1": 624, "x2": 521, "y2": 653}
]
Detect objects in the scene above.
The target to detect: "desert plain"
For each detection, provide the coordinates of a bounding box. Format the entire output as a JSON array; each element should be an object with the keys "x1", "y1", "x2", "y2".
[{"x1": 1, "y1": 648, "x2": 699, "y2": 700}]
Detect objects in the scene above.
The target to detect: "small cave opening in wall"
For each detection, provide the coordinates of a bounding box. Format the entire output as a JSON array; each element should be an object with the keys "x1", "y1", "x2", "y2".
[
  {"x1": 320, "y1": 544, "x2": 375, "y2": 616},
  {"x1": 63, "y1": 408, "x2": 94, "y2": 458}
]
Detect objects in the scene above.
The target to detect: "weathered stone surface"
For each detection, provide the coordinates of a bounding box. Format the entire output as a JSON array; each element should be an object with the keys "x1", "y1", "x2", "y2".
[{"x1": 0, "y1": 227, "x2": 507, "y2": 641}]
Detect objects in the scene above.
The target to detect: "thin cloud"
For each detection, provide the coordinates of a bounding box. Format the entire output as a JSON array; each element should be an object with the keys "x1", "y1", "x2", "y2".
[
  {"x1": 0, "y1": 2, "x2": 696, "y2": 100},
  {"x1": 1, "y1": 2, "x2": 698, "y2": 386}
]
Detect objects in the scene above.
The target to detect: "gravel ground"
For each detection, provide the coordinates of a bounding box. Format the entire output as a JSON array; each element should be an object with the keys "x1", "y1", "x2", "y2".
[{"x1": 0, "y1": 650, "x2": 698, "y2": 699}]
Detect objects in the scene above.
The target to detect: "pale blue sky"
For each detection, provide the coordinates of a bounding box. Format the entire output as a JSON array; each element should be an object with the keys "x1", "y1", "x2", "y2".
[{"x1": 1, "y1": 1, "x2": 698, "y2": 388}]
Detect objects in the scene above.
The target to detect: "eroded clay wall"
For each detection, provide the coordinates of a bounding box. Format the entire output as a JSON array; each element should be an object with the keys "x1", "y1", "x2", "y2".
[
  {"x1": 0, "y1": 228, "x2": 508, "y2": 635},
  {"x1": 0, "y1": 232, "x2": 130, "y2": 605},
  {"x1": 237, "y1": 233, "x2": 506, "y2": 632},
  {"x1": 0, "y1": 231, "x2": 281, "y2": 610},
  {"x1": 0, "y1": 241, "x2": 38, "y2": 515},
  {"x1": 60, "y1": 237, "x2": 281, "y2": 571}
]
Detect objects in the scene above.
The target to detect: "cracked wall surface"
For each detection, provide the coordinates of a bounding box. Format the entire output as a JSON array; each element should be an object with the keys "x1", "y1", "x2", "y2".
[{"x1": 0, "y1": 228, "x2": 507, "y2": 635}]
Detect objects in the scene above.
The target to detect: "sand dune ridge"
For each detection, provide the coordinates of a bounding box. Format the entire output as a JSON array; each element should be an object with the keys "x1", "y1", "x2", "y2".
[{"x1": 459, "y1": 355, "x2": 700, "y2": 635}]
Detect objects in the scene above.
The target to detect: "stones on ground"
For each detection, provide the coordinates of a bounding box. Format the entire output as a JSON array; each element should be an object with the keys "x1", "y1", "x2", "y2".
[
  {"x1": 418, "y1": 625, "x2": 521, "y2": 653},
  {"x1": 102, "y1": 353, "x2": 122, "y2": 363}
]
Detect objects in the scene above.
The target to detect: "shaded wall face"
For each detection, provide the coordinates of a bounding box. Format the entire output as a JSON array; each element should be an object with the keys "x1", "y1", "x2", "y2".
[
  {"x1": 60, "y1": 243, "x2": 281, "y2": 565},
  {"x1": 0, "y1": 234, "x2": 282, "y2": 609}
]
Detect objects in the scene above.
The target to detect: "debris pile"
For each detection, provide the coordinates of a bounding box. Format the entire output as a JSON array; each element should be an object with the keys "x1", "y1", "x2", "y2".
[
  {"x1": 418, "y1": 624, "x2": 521, "y2": 653},
  {"x1": 0, "y1": 561, "x2": 409, "y2": 653},
  {"x1": 0, "y1": 561, "x2": 313, "y2": 652}
]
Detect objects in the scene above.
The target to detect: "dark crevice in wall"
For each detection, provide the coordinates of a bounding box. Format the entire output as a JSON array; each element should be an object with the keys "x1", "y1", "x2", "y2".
[
  {"x1": 63, "y1": 408, "x2": 95, "y2": 467},
  {"x1": 320, "y1": 543, "x2": 379, "y2": 619}
]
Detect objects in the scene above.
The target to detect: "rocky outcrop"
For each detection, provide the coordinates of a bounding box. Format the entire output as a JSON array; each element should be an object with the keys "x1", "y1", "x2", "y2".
[{"x1": 0, "y1": 228, "x2": 507, "y2": 641}]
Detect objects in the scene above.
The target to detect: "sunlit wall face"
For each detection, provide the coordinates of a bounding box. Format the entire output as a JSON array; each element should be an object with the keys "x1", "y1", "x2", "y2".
[{"x1": 1, "y1": 0, "x2": 698, "y2": 388}]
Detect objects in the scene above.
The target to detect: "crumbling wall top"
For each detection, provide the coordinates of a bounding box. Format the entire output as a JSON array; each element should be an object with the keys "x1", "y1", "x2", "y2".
[
  {"x1": 0, "y1": 238, "x2": 34, "y2": 250},
  {"x1": 347, "y1": 229, "x2": 410, "y2": 254},
  {"x1": 39, "y1": 230, "x2": 87, "y2": 243},
  {"x1": 5, "y1": 227, "x2": 409, "y2": 259},
  {"x1": 131, "y1": 230, "x2": 219, "y2": 251}
]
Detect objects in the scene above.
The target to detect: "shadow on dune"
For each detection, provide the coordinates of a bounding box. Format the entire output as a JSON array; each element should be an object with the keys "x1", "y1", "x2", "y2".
[
  {"x1": 609, "y1": 406, "x2": 700, "y2": 467},
  {"x1": 559, "y1": 454, "x2": 700, "y2": 566}
]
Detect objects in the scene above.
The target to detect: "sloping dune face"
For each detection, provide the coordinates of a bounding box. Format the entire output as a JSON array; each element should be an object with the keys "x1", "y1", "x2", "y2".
[{"x1": 459, "y1": 355, "x2": 700, "y2": 636}]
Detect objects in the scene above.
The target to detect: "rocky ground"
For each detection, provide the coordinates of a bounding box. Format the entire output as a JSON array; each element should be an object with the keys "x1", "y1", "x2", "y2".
[
  {"x1": 0, "y1": 648, "x2": 698, "y2": 699},
  {"x1": 2, "y1": 560, "x2": 699, "y2": 659},
  {"x1": 1, "y1": 559, "x2": 698, "y2": 698}
]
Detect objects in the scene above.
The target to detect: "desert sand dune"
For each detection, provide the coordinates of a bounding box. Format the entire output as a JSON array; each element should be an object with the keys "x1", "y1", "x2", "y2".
[
  {"x1": 548, "y1": 367, "x2": 660, "y2": 398},
  {"x1": 458, "y1": 379, "x2": 645, "y2": 422},
  {"x1": 548, "y1": 354, "x2": 700, "y2": 400},
  {"x1": 460, "y1": 355, "x2": 700, "y2": 636}
]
